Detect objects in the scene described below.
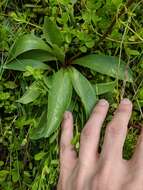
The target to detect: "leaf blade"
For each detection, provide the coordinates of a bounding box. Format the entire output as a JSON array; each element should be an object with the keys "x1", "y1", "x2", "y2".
[
  {"x1": 45, "y1": 69, "x2": 72, "y2": 137},
  {"x1": 4, "y1": 59, "x2": 50, "y2": 71},
  {"x1": 30, "y1": 109, "x2": 47, "y2": 140},
  {"x1": 93, "y1": 81, "x2": 116, "y2": 95},
  {"x1": 69, "y1": 67, "x2": 97, "y2": 117},
  {"x1": 17, "y1": 81, "x2": 41, "y2": 104},
  {"x1": 72, "y1": 54, "x2": 133, "y2": 82},
  {"x1": 17, "y1": 50, "x2": 57, "y2": 62},
  {"x1": 8, "y1": 34, "x2": 52, "y2": 61},
  {"x1": 43, "y1": 17, "x2": 63, "y2": 46},
  {"x1": 30, "y1": 69, "x2": 72, "y2": 139},
  {"x1": 51, "y1": 44, "x2": 65, "y2": 63}
]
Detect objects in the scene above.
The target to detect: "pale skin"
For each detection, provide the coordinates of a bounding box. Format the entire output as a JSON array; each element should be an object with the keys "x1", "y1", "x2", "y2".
[{"x1": 57, "y1": 98, "x2": 143, "y2": 190}]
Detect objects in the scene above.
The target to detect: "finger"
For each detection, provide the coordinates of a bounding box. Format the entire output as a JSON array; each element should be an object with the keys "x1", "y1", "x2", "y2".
[
  {"x1": 131, "y1": 128, "x2": 143, "y2": 165},
  {"x1": 101, "y1": 99, "x2": 132, "y2": 161},
  {"x1": 60, "y1": 111, "x2": 77, "y2": 177},
  {"x1": 79, "y1": 99, "x2": 109, "y2": 168}
]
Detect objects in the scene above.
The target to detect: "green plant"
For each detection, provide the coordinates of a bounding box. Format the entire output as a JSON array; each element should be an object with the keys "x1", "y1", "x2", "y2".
[
  {"x1": 3, "y1": 16, "x2": 133, "y2": 140},
  {"x1": 1, "y1": 0, "x2": 143, "y2": 189}
]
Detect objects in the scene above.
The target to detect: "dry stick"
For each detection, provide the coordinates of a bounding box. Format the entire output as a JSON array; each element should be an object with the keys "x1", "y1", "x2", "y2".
[{"x1": 98, "y1": 0, "x2": 138, "y2": 43}]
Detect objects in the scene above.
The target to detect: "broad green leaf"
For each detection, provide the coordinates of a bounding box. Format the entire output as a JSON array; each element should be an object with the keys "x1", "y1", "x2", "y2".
[
  {"x1": 30, "y1": 109, "x2": 47, "y2": 140},
  {"x1": 69, "y1": 67, "x2": 97, "y2": 117},
  {"x1": 4, "y1": 59, "x2": 50, "y2": 71},
  {"x1": 93, "y1": 81, "x2": 116, "y2": 95},
  {"x1": 126, "y1": 48, "x2": 140, "y2": 56},
  {"x1": 71, "y1": 0, "x2": 78, "y2": 4},
  {"x1": 43, "y1": 75, "x2": 53, "y2": 89},
  {"x1": 0, "y1": 161, "x2": 4, "y2": 167},
  {"x1": 12, "y1": 169, "x2": 20, "y2": 182},
  {"x1": 17, "y1": 82, "x2": 41, "y2": 104},
  {"x1": 8, "y1": 34, "x2": 52, "y2": 61},
  {"x1": 72, "y1": 54, "x2": 133, "y2": 82},
  {"x1": 4, "y1": 81, "x2": 17, "y2": 89},
  {"x1": 32, "y1": 179, "x2": 40, "y2": 190},
  {"x1": 46, "y1": 69, "x2": 72, "y2": 137},
  {"x1": 18, "y1": 50, "x2": 57, "y2": 62},
  {"x1": 34, "y1": 152, "x2": 47, "y2": 161},
  {"x1": 43, "y1": 16, "x2": 63, "y2": 46},
  {"x1": 0, "y1": 170, "x2": 9, "y2": 182},
  {"x1": 138, "y1": 88, "x2": 143, "y2": 99},
  {"x1": 112, "y1": 0, "x2": 123, "y2": 7},
  {"x1": 52, "y1": 44, "x2": 65, "y2": 63},
  {"x1": 30, "y1": 69, "x2": 72, "y2": 139}
]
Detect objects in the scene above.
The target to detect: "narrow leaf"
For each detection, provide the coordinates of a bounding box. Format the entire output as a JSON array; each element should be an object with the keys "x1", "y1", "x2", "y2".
[
  {"x1": 69, "y1": 67, "x2": 97, "y2": 117},
  {"x1": 30, "y1": 69, "x2": 72, "y2": 139},
  {"x1": 8, "y1": 34, "x2": 52, "y2": 61},
  {"x1": 93, "y1": 81, "x2": 116, "y2": 95},
  {"x1": 72, "y1": 54, "x2": 133, "y2": 82},
  {"x1": 17, "y1": 82, "x2": 41, "y2": 104},
  {"x1": 34, "y1": 152, "x2": 47, "y2": 161},
  {"x1": 4, "y1": 59, "x2": 50, "y2": 71},
  {"x1": 18, "y1": 50, "x2": 57, "y2": 62},
  {"x1": 52, "y1": 44, "x2": 65, "y2": 63},
  {"x1": 43, "y1": 16, "x2": 63, "y2": 46},
  {"x1": 30, "y1": 109, "x2": 47, "y2": 140}
]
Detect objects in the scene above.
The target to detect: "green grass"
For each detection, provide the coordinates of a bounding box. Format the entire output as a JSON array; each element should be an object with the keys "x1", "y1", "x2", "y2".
[{"x1": 0, "y1": 0, "x2": 143, "y2": 189}]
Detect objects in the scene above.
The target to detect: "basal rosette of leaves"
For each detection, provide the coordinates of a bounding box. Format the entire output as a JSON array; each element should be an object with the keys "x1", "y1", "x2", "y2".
[{"x1": 3, "y1": 16, "x2": 133, "y2": 140}]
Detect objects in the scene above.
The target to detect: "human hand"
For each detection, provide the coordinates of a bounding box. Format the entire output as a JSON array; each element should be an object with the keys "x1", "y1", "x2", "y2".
[{"x1": 57, "y1": 99, "x2": 143, "y2": 190}]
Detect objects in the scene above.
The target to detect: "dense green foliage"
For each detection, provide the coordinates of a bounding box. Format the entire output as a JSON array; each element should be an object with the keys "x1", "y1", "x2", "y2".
[{"x1": 0, "y1": 0, "x2": 143, "y2": 189}]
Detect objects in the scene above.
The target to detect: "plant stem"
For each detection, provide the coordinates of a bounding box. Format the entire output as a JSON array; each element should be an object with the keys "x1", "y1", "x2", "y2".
[{"x1": 98, "y1": 0, "x2": 139, "y2": 43}]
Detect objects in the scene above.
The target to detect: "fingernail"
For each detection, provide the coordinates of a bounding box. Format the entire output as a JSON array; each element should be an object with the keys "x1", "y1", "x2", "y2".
[
  {"x1": 121, "y1": 98, "x2": 131, "y2": 105},
  {"x1": 98, "y1": 99, "x2": 108, "y2": 106},
  {"x1": 64, "y1": 111, "x2": 70, "y2": 119}
]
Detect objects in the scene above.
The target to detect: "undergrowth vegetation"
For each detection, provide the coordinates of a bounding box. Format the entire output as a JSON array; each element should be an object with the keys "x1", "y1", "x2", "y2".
[{"x1": 0, "y1": 0, "x2": 143, "y2": 189}]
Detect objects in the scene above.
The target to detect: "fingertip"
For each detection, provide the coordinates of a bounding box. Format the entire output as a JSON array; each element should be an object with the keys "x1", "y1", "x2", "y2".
[
  {"x1": 64, "y1": 111, "x2": 71, "y2": 120},
  {"x1": 62, "y1": 111, "x2": 73, "y2": 127},
  {"x1": 61, "y1": 111, "x2": 73, "y2": 142},
  {"x1": 121, "y1": 98, "x2": 132, "y2": 106},
  {"x1": 118, "y1": 98, "x2": 133, "y2": 113},
  {"x1": 92, "y1": 99, "x2": 109, "y2": 115},
  {"x1": 98, "y1": 99, "x2": 109, "y2": 106}
]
